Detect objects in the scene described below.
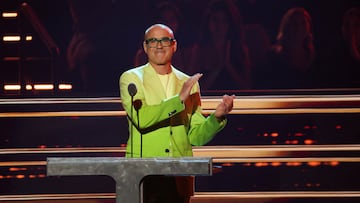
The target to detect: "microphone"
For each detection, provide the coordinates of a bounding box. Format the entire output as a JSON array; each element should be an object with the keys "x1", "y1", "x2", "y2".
[
  {"x1": 128, "y1": 83, "x2": 137, "y2": 97},
  {"x1": 127, "y1": 83, "x2": 137, "y2": 158},
  {"x1": 133, "y1": 99, "x2": 142, "y2": 111},
  {"x1": 133, "y1": 99, "x2": 143, "y2": 157},
  {"x1": 127, "y1": 83, "x2": 144, "y2": 157}
]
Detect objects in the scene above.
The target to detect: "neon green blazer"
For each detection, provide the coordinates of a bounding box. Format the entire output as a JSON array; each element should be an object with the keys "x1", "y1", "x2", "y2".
[{"x1": 119, "y1": 63, "x2": 226, "y2": 157}]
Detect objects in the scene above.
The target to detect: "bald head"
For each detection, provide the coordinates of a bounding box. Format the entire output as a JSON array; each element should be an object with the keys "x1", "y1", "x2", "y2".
[
  {"x1": 144, "y1": 24, "x2": 174, "y2": 40},
  {"x1": 142, "y1": 24, "x2": 177, "y2": 74}
]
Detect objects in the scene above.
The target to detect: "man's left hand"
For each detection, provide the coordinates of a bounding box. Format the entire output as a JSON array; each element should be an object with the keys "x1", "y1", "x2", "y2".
[{"x1": 214, "y1": 94, "x2": 236, "y2": 120}]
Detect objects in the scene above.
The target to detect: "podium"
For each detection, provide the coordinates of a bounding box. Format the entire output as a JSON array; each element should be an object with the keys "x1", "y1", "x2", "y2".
[{"x1": 47, "y1": 157, "x2": 212, "y2": 203}]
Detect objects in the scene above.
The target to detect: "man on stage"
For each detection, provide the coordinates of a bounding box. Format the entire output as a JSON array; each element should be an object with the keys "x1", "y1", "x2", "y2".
[{"x1": 119, "y1": 23, "x2": 235, "y2": 203}]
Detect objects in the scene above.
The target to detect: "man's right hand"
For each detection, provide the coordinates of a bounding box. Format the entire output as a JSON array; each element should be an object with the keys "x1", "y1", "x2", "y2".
[{"x1": 180, "y1": 73, "x2": 203, "y2": 102}]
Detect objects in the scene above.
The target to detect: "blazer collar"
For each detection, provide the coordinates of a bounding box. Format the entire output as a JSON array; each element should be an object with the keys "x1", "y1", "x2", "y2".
[{"x1": 142, "y1": 63, "x2": 183, "y2": 103}]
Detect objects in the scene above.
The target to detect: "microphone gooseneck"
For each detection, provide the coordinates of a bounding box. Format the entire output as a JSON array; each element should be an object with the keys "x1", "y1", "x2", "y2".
[
  {"x1": 127, "y1": 83, "x2": 143, "y2": 158},
  {"x1": 128, "y1": 83, "x2": 137, "y2": 158},
  {"x1": 133, "y1": 100, "x2": 143, "y2": 157}
]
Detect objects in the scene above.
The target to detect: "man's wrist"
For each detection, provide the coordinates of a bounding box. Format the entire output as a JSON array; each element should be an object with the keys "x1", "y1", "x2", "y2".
[{"x1": 215, "y1": 115, "x2": 226, "y2": 122}]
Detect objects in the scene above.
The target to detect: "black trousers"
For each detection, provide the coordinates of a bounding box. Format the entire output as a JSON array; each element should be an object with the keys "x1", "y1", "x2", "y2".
[{"x1": 141, "y1": 175, "x2": 194, "y2": 203}]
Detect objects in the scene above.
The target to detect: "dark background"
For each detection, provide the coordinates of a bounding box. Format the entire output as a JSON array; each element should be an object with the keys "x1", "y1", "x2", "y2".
[
  {"x1": 1, "y1": 0, "x2": 360, "y2": 97},
  {"x1": 1, "y1": 1, "x2": 360, "y2": 197}
]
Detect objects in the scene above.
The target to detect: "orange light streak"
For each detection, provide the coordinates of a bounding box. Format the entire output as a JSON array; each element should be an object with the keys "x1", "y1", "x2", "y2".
[
  {"x1": 4, "y1": 85, "x2": 21, "y2": 90},
  {"x1": 25, "y1": 85, "x2": 33, "y2": 90},
  {"x1": 58, "y1": 84, "x2": 72, "y2": 90},
  {"x1": 3, "y1": 36, "x2": 21, "y2": 41},
  {"x1": 33, "y1": 84, "x2": 54, "y2": 90},
  {"x1": 307, "y1": 161, "x2": 321, "y2": 167},
  {"x1": 25, "y1": 35, "x2": 32, "y2": 41},
  {"x1": 2, "y1": 12, "x2": 18, "y2": 17}
]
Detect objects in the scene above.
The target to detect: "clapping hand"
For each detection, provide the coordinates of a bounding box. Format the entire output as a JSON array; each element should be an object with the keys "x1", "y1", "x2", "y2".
[
  {"x1": 180, "y1": 73, "x2": 203, "y2": 102},
  {"x1": 214, "y1": 94, "x2": 236, "y2": 120}
]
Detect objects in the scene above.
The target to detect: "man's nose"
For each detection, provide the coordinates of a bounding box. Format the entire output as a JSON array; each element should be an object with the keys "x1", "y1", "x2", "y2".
[{"x1": 156, "y1": 41, "x2": 164, "y2": 48}]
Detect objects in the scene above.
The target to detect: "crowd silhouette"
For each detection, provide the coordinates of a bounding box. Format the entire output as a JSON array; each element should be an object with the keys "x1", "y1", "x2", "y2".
[
  {"x1": 188, "y1": 0, "x2": 251, "y2": 92},
  {"x1": 323, "y1": 7, "x2": 360, "y2": 88},
  {"x1": 253, "y1": 7, "x2": 317, "y2": 89},
  {"x1": 9, "y1": 0, "x2": 359, "y2": 96}
]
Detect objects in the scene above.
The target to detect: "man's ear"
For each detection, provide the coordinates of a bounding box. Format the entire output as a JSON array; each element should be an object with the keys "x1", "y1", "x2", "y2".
[
  {"x1": 143, "y1": 42, "x2": 148, "y2": 54},
  {"x1": 173, "y1": 40, "x2": 177, "y2": 53}
]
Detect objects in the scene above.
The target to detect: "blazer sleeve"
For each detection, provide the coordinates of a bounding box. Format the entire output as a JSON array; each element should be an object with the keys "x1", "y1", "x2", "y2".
[{"x1": 188, "y1": 109, "x2": 227, "y2": 146}]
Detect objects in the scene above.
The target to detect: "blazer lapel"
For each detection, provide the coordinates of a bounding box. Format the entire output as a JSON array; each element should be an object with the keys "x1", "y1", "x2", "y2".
[
  {"x1": 143, "y1": 64, "x2": 166, "y2": 105},
  {"x1": 172, "y1": 66, "x2": 186, "y2": 95}
]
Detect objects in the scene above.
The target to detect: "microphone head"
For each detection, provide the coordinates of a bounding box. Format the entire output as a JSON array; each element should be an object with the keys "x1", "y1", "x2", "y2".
[
  {"x1": 133, "y1": 99, "x2": 142, "y2": 111},
  {"x1": 128, "y1": 83, "x2": 137, "y2": 97}
]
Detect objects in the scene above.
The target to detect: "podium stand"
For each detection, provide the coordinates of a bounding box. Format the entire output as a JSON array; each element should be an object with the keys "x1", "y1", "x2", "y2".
[{"x1": 47, "y1": 157, "x2": 212, "y2": 203}]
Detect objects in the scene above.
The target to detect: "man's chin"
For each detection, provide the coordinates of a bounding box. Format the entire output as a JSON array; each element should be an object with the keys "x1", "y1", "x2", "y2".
[{"x1": 154, "y1": 61, "x2": 167, "y2": 66}]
